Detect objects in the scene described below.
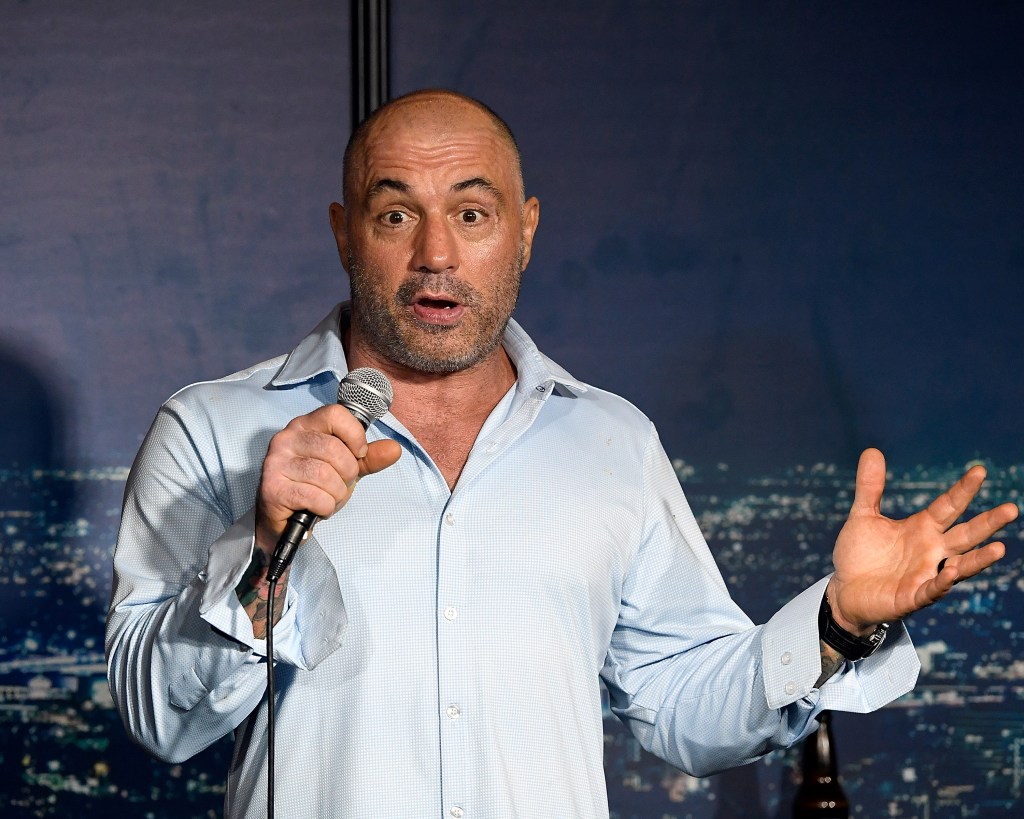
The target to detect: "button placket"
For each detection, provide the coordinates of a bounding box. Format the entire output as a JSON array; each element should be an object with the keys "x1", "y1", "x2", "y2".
[{"x1": 437, "y1": 496, "x2": 467, "y2": 815}]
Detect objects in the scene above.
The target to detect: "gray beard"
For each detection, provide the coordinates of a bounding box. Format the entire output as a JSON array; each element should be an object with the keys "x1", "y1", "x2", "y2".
[{"x1": 346, "y1": 252, "x2": 523, "y2": 375}]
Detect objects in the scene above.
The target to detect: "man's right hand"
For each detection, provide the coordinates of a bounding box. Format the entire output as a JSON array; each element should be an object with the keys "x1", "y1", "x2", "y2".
[
  {"x1": 238, "y1": 404, "x2": 401, "y2": 639},
  {"x1": 255, "y1": 403, "x2": 402, "y2": 557}
]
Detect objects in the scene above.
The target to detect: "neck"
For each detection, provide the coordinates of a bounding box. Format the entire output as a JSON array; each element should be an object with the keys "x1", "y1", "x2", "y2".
[
  {"x1": 372, "y1": 350, "x2": 516, "y2": 423},
  {"x1": 344, "y1": 328, "x2": 517, "y2": 489}
]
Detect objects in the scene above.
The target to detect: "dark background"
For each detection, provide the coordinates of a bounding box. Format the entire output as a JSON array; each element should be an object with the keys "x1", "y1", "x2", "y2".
[{"x1": 1, "y1": 2, "x2": 1021, "y2": 817}]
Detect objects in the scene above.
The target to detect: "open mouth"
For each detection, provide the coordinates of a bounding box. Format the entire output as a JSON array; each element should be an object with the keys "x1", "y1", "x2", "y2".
[
  {"x1": 410, "y1": 293, "x2": 466, "y2": 325},
  {"x1": 416, "y1": 296, "x2": 459, "y2": 310}
]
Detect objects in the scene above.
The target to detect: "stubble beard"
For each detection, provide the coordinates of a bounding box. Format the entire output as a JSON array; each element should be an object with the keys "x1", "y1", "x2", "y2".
[{"x1": 347, "y1": 249, "x2": 524, "y2": 375}]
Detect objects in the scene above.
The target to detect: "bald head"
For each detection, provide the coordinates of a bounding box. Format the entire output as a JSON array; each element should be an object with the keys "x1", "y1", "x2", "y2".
[
  {"x1": 342, "y1": 89, "x2": 524, "y2": 206},
  {"x1": 327, "y1": 87, "x2": 540, "y2": 376}
]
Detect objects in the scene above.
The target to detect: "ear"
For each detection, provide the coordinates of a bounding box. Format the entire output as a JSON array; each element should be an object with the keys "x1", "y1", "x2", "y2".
[
  {"x1": 329, "y1": 202, "x2": 349, "y2": 272},
  {"x1": 519, "y1": 197, "x2": 540, "y2": 271}
]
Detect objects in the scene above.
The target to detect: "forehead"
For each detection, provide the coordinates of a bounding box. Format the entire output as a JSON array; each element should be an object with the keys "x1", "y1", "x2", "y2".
[{"x1": 352, "y1": 99, "x2": 520, "y2": 197}]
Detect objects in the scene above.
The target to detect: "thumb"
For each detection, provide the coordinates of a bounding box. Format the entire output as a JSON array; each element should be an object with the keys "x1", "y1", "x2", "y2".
[
  {"x1": 851, "y1": 447, "x2": 886, "y2": 515},
  {"x1": 359, "y1": 439, "x2": 403, "y2": 477}
]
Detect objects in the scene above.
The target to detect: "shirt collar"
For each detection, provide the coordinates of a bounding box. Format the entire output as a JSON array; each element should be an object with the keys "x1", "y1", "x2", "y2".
[
  {"x1": 501, "y1": 314, "x2": 588, "y2": 398},
  {"x1": 269, "y1": 301, "x2": 588, "y2": 397},
  {"x1": 269, "y1": 303, "x2": 350, "y2": 387}
]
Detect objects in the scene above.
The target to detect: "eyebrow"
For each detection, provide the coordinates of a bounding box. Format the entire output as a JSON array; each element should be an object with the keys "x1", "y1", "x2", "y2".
[
  {"x1": 451, "y1": 177, "x2": 504, "y2": 202},
  {"x1": 366, "y1": 178, "x2": 410, "y2": 200}
]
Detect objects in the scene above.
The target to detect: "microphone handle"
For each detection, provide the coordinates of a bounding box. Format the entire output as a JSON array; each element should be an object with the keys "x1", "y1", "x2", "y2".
[{"x1": 266, "y1": 510, "x2": 318, "y2": 582}]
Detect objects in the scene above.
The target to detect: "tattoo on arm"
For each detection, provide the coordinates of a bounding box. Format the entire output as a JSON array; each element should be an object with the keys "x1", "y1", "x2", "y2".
[
  {"x1": 234, "y1": 549, "x2": 288, "y2": 639},
  {"x1": 814, "y1": 640, "x2": 845, "y2": 688},
  {"x1": 235, "y1": 549, "x2": 268, "y2": 607}
]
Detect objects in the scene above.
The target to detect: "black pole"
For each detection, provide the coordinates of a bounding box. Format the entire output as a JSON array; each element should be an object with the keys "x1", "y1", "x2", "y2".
[{"x1": 351, "y1": 0, "x2": 391, "y2": 128}]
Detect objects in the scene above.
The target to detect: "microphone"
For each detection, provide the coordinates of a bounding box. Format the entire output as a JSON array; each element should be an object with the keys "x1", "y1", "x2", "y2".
[{"x1": 266, "y1": 367, "x2": 394, "y2": 582}]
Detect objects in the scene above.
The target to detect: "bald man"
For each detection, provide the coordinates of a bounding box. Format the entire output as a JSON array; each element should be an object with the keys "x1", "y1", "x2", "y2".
[{"x1": 106, "y1": 90, "x2": 1017, "y2": 818}]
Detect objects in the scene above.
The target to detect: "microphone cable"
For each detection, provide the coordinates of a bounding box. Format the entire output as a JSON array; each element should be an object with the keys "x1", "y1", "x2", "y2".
[{"x1": 267, "y1": 577, "x2": 280, "y2": 819}]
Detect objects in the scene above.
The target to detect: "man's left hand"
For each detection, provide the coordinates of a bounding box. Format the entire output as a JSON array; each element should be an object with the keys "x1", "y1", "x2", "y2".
[{"x1": 828, "y1": 448, "x2": 1019, "y2": 635}]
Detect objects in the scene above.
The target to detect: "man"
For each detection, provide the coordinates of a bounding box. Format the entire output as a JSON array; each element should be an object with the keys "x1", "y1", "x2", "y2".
[{"x1": 106, "y1": 90, "x2": 1017, "y2": 818}]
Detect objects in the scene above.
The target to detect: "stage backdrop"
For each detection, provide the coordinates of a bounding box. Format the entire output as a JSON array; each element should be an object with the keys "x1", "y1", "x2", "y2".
[{"x1": 1, "y1": 2, "x2": 1021, "y2": 817}]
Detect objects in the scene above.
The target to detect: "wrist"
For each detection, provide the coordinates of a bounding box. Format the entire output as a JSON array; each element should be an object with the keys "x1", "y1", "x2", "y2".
[
  {"x1": 825, "y1": 578, "x2": 874, "y2": 636},
  {"x1": 254, "y1": 510, "x2": 279, "y2": 558}
]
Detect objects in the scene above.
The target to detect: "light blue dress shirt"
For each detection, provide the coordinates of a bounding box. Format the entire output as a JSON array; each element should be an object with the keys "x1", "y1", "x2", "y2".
[{"x1": 106, "y1": 303, "x2": 920, "y2": 819}]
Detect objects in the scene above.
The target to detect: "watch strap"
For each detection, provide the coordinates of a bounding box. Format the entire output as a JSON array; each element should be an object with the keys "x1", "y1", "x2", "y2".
[{"x1": 818, "y1": 593, "x2": 889, "y2": 661}]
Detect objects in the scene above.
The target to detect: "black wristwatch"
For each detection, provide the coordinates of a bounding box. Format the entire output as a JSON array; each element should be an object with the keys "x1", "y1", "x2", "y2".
[{"x1": 818, "y1": 593, "x2": 889, "y2": 660}]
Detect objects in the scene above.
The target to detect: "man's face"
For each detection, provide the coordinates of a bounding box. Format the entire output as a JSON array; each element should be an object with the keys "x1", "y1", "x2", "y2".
[{"x1": 333, "y1": 97, "x2": 539, "y2": 375}]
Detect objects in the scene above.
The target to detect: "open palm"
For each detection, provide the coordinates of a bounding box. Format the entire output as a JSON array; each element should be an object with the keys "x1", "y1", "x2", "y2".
[{"x1": 829, "y1": 448, "x2": 1018, "y2": 633}]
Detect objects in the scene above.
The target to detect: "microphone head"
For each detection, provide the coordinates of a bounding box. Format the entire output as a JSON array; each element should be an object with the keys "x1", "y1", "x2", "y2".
[{"x1": 338, "y1": 367, "x2": 394, "y2": 428}]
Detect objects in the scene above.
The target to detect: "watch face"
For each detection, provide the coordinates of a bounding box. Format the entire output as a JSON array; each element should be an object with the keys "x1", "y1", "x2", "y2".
[{"x1": 865, "y1": 623, "x2": 890, "y2": 655}]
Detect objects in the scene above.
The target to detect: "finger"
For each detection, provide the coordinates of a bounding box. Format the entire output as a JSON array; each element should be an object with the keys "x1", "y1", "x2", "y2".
[
  {"x1": 914, "y1": 541, "x2": 1008, "y2": 613},
  {"x1": 280, "y1": 477, "x2": 346, "y2": 518},
  {"x1": 261, "y1": 429, "x2": 363, "y2": 521},
  {"x1": 942, "y1": 502, "x2": 1020, "y2": 552},
  {"x1": 359, "y1": 439, "x2": 403, "y2": 477},
  {"x1": 913, "y1": 569, "x2": 957, "y2": 611},
  {"x1": 273, "y1": 427, "x2": 363, "y2": 488},
  {"x1": 262, "y1": 448, "x2": 353, "y2": 516},
  {"x1": 291, "y1": 404, "x2": 371, "y2": 459},
  {"x1": 924, "y1": 465, "x2": 987, "y2": 530},
  {"x1": 850, "y1": 448, "x2": 886, "y2": 514},
  {"x1": 256, "y1": 477, "x2": 342, "y2": 548},
  {"x1": 936, "y1": 541, "x2": 1007, "y2": 585}
]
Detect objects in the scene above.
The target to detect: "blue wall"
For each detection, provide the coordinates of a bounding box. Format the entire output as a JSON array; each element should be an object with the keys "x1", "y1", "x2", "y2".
[{"x1": 1, "y1": 2, "x2": 1021, "y2": 816}]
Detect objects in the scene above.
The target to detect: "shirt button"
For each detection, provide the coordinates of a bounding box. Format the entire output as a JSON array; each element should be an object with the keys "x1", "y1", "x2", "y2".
[
  {"x1": 446, "y1": 705, "x2": 461, "y2": 719},
  {"x1": 785, "y1": 681, "x2": 797, "y2": 696},
  {"x1": 445, "y1": 513, "x2": 455, "y2": 526},
  {"x1": 781, "y1": 651, "x2": 792, "y2": 666},
  {"x1": 444, "y1": 606, "x2": 458, "y2": 621},
  {"x1": 450, "y1": 808, "x2": 464, "y2": 819}
]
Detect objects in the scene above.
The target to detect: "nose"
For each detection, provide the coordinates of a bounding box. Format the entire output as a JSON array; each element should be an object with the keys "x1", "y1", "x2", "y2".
[{"x1": 411, "y1": 214, "x2": 458, "y2": 274}]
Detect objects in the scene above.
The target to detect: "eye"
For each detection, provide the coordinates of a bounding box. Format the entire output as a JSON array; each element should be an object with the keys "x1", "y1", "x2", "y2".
[
  {"x1": 382, "y1": 211, "x2": 409, "y2": 225},
  {"x1": 459, "y1": 209, "x2": 485, "y2": 224}
]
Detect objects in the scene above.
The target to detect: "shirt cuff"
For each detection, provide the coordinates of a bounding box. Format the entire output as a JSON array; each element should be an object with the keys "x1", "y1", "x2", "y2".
[
  {"x1": 197, "y1": 508, "x2": 305, "y2": 667},
  {"x1": 197, "y1": 508, "x2": 349, "y2": 670},
  {"x1": 761, "y1": 575, "x2": 920, "y2": 711}
]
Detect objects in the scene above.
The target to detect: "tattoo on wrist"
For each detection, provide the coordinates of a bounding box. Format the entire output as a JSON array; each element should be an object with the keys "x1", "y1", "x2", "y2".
[
  {"x1": 815, "y1": 640, "x2": 845, "y2": 688},
  {"x1": 235, "y1": 549, "x2": 286, "y2": 638},
  {"x1": 235, "y1": 549, "x2": 270, "y2": 607}
]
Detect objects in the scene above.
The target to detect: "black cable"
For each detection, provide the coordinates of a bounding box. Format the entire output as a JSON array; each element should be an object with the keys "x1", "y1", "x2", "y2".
[{"x1": 266, "y1": 577, "x2": 279, "y2": 818}]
